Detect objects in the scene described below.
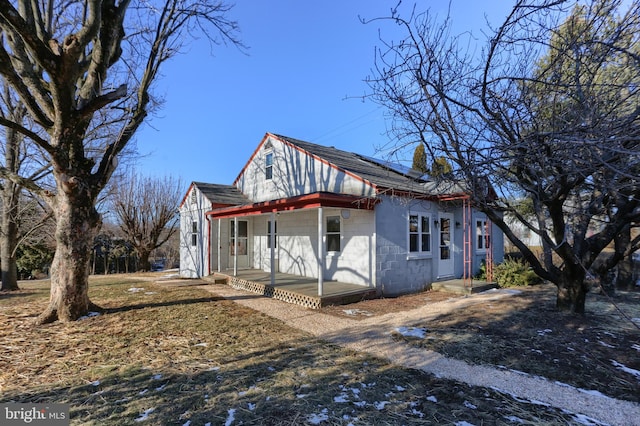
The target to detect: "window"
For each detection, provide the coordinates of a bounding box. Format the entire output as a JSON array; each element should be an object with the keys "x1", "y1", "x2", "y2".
[
  {"x1": 476, "y1": 219, "x2": 490, "y2": 251},
  {"x1": 267, "y1": 220, "x2": 277, "y2": 248},
  {"x1": 326, "y1": 216, "x2": 341, "y2": 252},
  {"x1": 190, "y1": 190, "x2": 197, "y2": 205},
  {"x1": 191, "y1": 221, "x2": 198, "y2": 246},
  {"x1": 265, "y1": 152, "x2": 273, "y2": 180},
  {"x1": 409, "y1": 213, "x2": 431, "y2": 254}
]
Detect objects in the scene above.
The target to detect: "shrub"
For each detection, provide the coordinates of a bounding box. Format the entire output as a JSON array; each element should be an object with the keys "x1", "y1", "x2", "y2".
[{"x1": 494, "y1": 258, "x2": 542, "y2": 287}]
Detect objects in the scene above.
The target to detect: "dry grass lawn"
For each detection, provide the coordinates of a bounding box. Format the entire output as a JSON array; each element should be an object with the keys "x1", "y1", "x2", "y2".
[{"x1": 1, "y1": 274, "x2": 638, "y2": 425}]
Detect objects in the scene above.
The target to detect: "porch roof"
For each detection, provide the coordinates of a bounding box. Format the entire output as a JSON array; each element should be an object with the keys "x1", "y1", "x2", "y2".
[{"x1": 206, "y1": 192, "x2": 378, "y2": 219}]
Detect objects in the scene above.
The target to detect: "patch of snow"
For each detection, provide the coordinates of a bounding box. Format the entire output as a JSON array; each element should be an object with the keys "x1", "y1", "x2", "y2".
[
  {"x1": 427, "y1": 395, "x2": 438, "y2": 403},
  {"x1": 537, "y1": 329, "x2": 552, "y2": 336},
  {"x1": 632, "y1": 344, "x2": 640, "y2": 352},
  {"x1": 152, "y1": 374, "x2": 162, "y2": 380},
  {"x1": 632, "y1": 318, "x2": 640, "y2": 325},
  {"x1": 296, "y1": 394, "x2": 309, "y2": 399},
  {"x1": 353, "y1": 401, "x2": 367, "y2": 407},
  {"x1": 208, "y1": 367, "x2": 220, "y2": 371},
  {"x1": 455, "y1": 422, "x2": 476, "y2": 426},
  {"x1": 115, "y1": 397, "x2": 130, "y2": 403},
  {"x1": 395, "y1": 385, "x2": 406, "y2": 391},
  {"x1": 182, "y1": 421, "x2": 190, "y2": 426},
  {"x1": 598, "y1": 341, "x2": 615, "y2": 348},
  {"x1": 224, "y1": 408, "x2": 236, "y2": 426},
  {"x1": 611, "y1": 360, "x2": 640, "y2": 380},
  {"x1": 248, "y1": 403, "x2": 256, "y2": 411},
  {"x1": 155, "y1": 383, "x2": 167, "y2": 391},
  {"x1": 79, "y1": 312, "x2": 101, "y2": 320},
  {"x1": 395, "y1": 326, "x2": 427, "y2": 339},
  {"x1": 374, "y1": 401, "x2": 390, "y2": 410},
  {"x1": 134, "y1": 408, "x2": 155, "y2": 422},
  {"x1": 343, "y1": 309, "x2": 373, "y2": 317},
  {"x1": 162, "y1": 273, "x2": 180, "y2": 279},
  {"x1": 138, "y1": 389, "x2": 148, "y2": 396},
  {"x1": 128, "y1": 287, "x2": 145, "y2": 293},
  {"x1": 411, "y1": 408, "x2": 425, "y2": 417},
  {"x1": 571, "y1": 413, "x2": 608, "y2": 425},
  {"x1": 307, "y1": 409, "x2": 329, "y2": 425},
  {"x1": 193, "y1": 343, "x2": 208, "y2": 347},
  {"x1": 463, "y1": 400, "x2": 477, "y2": 409},
  {"x1": 504, "y1": 415, "x2": 525, "y2": 423},
  {"x1": 144, "y1": 292, "x2": 157, "y2": 295},
  {"x1": 334, "y1": 393, "x2": 349, "y2": 403},
  {"x1": 91, "y1": 380, "x2": 101, "y2": 386}
]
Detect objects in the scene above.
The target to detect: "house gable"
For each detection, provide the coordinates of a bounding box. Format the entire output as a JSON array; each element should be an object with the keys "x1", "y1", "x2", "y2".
[{"x1": 234, "y1": 133, "x2": 378, "y2": 203}]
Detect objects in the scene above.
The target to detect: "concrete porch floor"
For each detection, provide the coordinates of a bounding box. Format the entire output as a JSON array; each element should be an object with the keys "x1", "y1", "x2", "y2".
[{"x1": 207, "y1": 269, "x2": 377, "y2": 309}]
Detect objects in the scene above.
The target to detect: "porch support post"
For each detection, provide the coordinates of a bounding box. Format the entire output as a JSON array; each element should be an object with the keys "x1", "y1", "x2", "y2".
[
  {"x1": 217, "y1": 219, "x2": 221, "y2": 273},
  {"x1": 317, "y1": 207, "x2": 324, "y2": 297},
  {"x1": 270, "y1": 211, "x2": 276, "y2": 287},
  {"x1": 233, "y1": 217, "x2": 238, "y2": 277}
]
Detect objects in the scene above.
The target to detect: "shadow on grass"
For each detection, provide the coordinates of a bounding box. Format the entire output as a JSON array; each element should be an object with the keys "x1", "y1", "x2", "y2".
[
  {"x1": 392, "y1": 286, "x2": 640, "y2": 403},
  {"x1": 104, "y1": 297, "x2": 225, "y2": 314},
  {"x1": 1, "y1": 336, "x2": 581, "y2": 426}
]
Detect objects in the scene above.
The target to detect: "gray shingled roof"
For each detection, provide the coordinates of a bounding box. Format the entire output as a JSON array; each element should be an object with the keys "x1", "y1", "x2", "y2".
[
  {"x1": 274, "y1": 134, "x2": 463, "y2": 195},
  {"x1": 192, "y1": 182, "x2": 250, "y2": 205}
]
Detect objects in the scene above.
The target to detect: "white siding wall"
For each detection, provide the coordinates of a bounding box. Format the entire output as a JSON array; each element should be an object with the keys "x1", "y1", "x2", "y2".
[
  {"x1": 179, "y1": 187, "x2": 210, "y2": 278},
  {"x1": 250, "y1": 208, "x2": 374, "y2": 286},
  {"x1": 236, "y1": 135, "x2": 376, "y2": 202}
]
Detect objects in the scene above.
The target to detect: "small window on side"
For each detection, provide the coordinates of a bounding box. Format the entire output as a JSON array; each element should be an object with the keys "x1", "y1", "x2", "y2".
[
  {"x1": 265, "y1": 152, "x2": 273, "y2": 180},
  {"x1": 326, "y1": 216, "x2": 341, "y2": 252}
]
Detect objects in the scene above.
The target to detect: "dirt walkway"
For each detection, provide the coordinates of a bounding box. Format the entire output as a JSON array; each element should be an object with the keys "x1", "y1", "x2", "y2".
[{"x1": 192, "y1": 281, "x2": 640, "y2": 426}]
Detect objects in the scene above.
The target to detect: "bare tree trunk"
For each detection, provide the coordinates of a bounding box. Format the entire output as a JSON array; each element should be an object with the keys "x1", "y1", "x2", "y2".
[
  {"x1": 138, "y1": 250, "x2": 151, "y2": 272},
  {"x1": 1, "y1": 126, "x2": 21, "y2": 291},
  {"x1": 0, "y1": 201, "x2": 19, "y2": 290},
  {"x1": 36, "y1": 190, "x2": 102, "y2": 324},
  {"x1": 555, "y1": 267, "x2": 588, "y2": 314},
  {"x1": 615, "y1": 226, "x2": 634, "y2": 291}
]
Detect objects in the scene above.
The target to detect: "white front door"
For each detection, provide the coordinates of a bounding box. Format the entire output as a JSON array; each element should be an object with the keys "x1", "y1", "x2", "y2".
[
  {"x1": 230, "y1": 219, "x2": 249, "y2": 268},
  {"x1": 438, "y1": 213, "x2": 454, "y2": 278}
]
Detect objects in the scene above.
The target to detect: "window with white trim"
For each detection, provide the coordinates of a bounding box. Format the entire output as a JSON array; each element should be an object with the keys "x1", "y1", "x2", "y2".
[
  {"x1": 191, "y1": 221, "x2": 198, "y2": 246},
  {"x1": 476, "y1": 219, "x2": 490, "y2": 252},
  {"x1": 326, "y1": 216, "x2": 341, "y2": 252},
  {"x1": 267, "y1": 220, "x2": 277, "y2": 248},
  {"x1": 409, "y1": 213, "x2": 431, "y2": 254},
  {"x1": 265, "y1": 152, "x2": 273, "y2": 180}
]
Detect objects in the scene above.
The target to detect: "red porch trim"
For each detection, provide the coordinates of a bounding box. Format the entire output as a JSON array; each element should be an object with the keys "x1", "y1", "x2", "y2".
[{"x1": 206, "y1": 192, "x2": 378, "y2": 219}]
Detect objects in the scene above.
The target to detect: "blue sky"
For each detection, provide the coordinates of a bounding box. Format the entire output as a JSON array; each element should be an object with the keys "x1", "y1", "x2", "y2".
[{"x1": 134, "y1": 1, "x2": 515, "y2": 187}]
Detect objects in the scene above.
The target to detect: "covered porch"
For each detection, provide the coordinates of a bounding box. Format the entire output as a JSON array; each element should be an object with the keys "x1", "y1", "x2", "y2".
[{"x1": 208, "y1": 269, "x2": 377, "y2": 309}]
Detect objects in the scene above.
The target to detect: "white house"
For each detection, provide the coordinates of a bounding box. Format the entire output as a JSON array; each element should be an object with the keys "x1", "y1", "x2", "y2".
[{"x1": 180, "y1": 133, "x2": 503, "y2": 298}]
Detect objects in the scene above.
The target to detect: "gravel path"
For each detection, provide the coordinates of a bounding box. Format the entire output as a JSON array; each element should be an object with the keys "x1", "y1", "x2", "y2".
[{"x1": 196, "y1": 282, "x2": 640, "y2": 426}]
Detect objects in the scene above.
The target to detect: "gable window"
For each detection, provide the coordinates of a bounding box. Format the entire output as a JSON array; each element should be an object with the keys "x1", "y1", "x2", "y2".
[
  {"x1": 267, "y1": 220, "x2": 277, "y2": 248},
  {"x1": 191, "y1": 221, "x2": 198, "y2": 246},
  {"x1": 476, "y1": 219, "x2": 490, "y2": 252},
  {"x1": 409, "y1": 213, "x2": 432, "y2": 254},
  {"x1": 265, "y1": 152, "x2": 273, "y2": 180},
  {"x1": 190, "y1": 190, "x2": 197, "y2": 205},
  {"x1": 326, "y1": 216, "x2": 341, "y2": 252}
]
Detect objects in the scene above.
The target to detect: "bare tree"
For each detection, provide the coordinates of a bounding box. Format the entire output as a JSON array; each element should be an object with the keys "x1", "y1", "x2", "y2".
[
  {"x1": 0, "y1": 82, "x2": 51, "y2": 291},
  {"x1": 112, "y1": 172, "x2": 182, "y2": 272},
  {"x1": 0, "y1": 0, "x2": 242, "y2": 323},
  {"x1": 366, "y1": 0, "x2": 640, "y2": 314}
]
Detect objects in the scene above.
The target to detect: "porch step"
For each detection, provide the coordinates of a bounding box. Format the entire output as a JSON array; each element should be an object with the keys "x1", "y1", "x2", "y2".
[
  {"x1": 203, "y1": 274, "x2": 229, "y2": 285},
  {"x1": 431, "y1": 280, "x2": 499, "y2": 295}
]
